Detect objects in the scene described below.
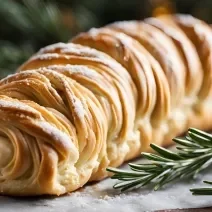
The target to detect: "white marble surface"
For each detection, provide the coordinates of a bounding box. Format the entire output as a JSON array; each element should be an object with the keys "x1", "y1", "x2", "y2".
[{"x1": 1, "y1": 150, "x2": 212, "y2": 212}]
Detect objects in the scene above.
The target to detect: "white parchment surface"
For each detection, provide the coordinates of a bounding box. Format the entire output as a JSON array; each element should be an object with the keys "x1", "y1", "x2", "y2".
[{"x1": 1, "y1": 147, "x2": 212, "y2": 212}]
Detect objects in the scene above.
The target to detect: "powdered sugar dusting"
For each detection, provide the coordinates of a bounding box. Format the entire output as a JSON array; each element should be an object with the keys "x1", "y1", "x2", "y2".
[
  {"x1": 38, "y1": 42, "x2": 68, "y2": 53},
  {"x1": 108, "y1": 20, "x2": 139, "y2": 29},
  {"x1": 89, "y1": 28, "x2": 101, "y2": 37},
  {"x1": 48, "y1": 64, "x2": 99, "y2": 79},
  {"x1": 38, "y1": 42, "x2": 109, "y2": 61},
  {"x1": 61, "y1": 44, "x2": 107, "y2": 60},
  {"x1": 32, "y1": 53, "x2": 60, "y2": 61},
  {"x1": 0, "y1": 98, "x2": 38, "y2": 115},
  {"x1": 69, "y1": 65, "x2": 99, "y2": 78},
  {"x1": 72, "y1": 97, "x2": 85, "y2": 120},
  {"x1": 0, "y1": 72, "x2": 29, "y2": 84},
  {"x1": 37, "y1": 42, "x2": 101, "y2": 58},
  {"x1": 0, "y1": 74, "x2": 15, "y2": 84},
  {"x1": 35, "y1": 120, "x2": 70, "y2": 143}
]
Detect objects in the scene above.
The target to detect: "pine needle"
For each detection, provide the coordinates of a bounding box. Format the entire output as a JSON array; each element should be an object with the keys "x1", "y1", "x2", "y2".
[{"x1": 107, "y1": 128, "x2": 212, "y2": 195}]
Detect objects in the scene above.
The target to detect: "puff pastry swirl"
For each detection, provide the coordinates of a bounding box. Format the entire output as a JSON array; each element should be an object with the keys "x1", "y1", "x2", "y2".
[{"x1": 0, "y1": 14, "x2": 212, "y2": 196}]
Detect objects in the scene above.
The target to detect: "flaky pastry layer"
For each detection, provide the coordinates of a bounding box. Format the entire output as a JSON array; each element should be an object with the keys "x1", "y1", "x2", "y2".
[{"x1": 0, "y1": 14, "x2": 212, "y2": 196}]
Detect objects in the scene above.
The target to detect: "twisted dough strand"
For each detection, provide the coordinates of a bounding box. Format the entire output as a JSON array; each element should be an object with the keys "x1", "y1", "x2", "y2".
[{"x1": 0, "y1": 14, "x2": 212, "y2": 196}]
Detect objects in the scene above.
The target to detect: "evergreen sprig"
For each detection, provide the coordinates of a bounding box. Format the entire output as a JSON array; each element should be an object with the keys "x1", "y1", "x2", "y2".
[
  {"x1": 0, "y1": 0, "x2": 73, "y2": 77},
  {"x1": 107, "y1": 128, "x2": 212, "y2": 195},
  {"x1": 190, "y1": 180, "x2": 212, "y2": 195}
]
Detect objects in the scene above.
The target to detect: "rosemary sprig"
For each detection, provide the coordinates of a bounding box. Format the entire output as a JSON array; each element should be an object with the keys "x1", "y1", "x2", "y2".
[
  {"x1": 106, "y1": 128, "x2": 212, "y2": 195},
  {"x1": 190, "y1": 181, "x2": 212, "y2": 195}
]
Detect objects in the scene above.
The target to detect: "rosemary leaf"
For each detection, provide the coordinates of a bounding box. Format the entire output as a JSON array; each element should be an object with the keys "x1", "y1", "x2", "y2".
[{"x1": 107, "y1": 128, "x2": 212, "y2": 195}]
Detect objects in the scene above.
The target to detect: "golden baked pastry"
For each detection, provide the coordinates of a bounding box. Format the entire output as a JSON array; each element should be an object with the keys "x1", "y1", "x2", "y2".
[{"x1": 0, "y1": 14, "x2": 212, "y2": 196}]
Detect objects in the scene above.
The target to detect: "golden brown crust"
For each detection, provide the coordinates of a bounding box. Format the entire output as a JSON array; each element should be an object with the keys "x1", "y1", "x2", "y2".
[
  {"x1": 173, "y1": 15, "x2": 212, "y2": 102},
  {"x1": 144, "y1": 15, "x2": 203, "y2": 97},
  {"x1": 0, "y1": 14, "x2": 212, "y2": 196}
]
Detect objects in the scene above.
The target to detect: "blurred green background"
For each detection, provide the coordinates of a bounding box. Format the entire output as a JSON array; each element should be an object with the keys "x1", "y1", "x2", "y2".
[{"x1": 0, "y1": 0, "x2": 211, "y2": 78}]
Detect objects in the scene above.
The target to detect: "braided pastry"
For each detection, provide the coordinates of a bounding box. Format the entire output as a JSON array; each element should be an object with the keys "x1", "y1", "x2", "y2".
[{"x1": 0, "y1": 14, "x2": 212, "y2": 196}]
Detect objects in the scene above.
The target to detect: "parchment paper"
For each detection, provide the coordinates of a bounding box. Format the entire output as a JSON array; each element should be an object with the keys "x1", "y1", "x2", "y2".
[{"x1": 1, "y1": 146, "x2": 212, "y2": 212}]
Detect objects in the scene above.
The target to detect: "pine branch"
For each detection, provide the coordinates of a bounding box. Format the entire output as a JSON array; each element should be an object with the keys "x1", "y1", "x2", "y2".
[
  {"x1": 1, "y1": 0, "x2": 72, "y2": 43},
  {"x1": 0, "y1": 0, "x2": 74, "y2": 75},
  {"x1": 107, "y1": 128, "x2": 212, "y2": 195}
]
